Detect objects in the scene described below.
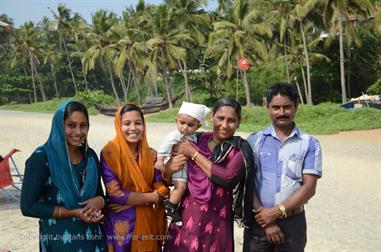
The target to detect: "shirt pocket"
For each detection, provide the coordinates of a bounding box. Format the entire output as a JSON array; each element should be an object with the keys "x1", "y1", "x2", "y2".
[
  {"x1": 259, "y1": 151, "x2": 275, "y2": 172},
  {"x1": 286, "y1": 154, "x2": 303, "y2": 182}
]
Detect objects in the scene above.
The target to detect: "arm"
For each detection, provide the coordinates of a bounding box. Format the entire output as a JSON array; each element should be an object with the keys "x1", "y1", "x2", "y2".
[
  {"x1": 255, "y1": 174, "x2": 318, "y2": 228},
  {"x1": 20, "y1": 151, "x2": 55, "y2": 218},
  {"x1": 255, "y1": 137, "x2": 322, "y2": 228},
  {"x1": 20, "y1": 150, "x2": 102, "y2": 223},
  {"x1": 177, "y1": 140, "x2": 244, "y2": 188},
  {"x1": 100, "y1": 152, "x2": 158, "y2": 207},
  {"x1": 161, "y1": 154, "x2": 188, "y2": 183}
]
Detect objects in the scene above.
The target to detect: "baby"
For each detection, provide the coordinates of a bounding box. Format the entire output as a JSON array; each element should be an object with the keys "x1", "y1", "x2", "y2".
[{"x1": 155, "y1": 101, "x2": 210, "y2": 226}]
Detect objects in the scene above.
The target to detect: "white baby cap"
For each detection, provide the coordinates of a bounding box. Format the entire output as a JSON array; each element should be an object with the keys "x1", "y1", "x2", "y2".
[{"x1": 178, "y1": 101, "x2": 211, "y2": 125}]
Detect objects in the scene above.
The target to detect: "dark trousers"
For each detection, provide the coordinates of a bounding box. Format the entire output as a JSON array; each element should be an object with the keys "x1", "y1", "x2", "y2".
[{"x1": 243, "y1": 211, "x2": 307, "y2": 252}]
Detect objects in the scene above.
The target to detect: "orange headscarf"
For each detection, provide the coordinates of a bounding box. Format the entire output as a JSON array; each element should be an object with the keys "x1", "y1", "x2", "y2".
[{"x1": 102, "y1": 104, "x2": 169, "y2": 252}]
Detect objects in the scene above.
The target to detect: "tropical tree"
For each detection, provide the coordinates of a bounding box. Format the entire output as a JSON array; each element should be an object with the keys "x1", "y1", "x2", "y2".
[
  {"x1": 324, "y1": 0, "x2": 375, "y2": 102},
  {"x1": 148, "y1": 4, "x2": 193, "y2": 108},
  {"x1": 206, "y1": 0, "x2": 272, "y2": 106},
  {"x1": 49, "y1": 4, "x2": 78, "y2": 93},
  {"x1": 11, "y1": 22, "x2": 46, "y2": 102},
  {"x1": 83, "y1": 10, "x2": 120, "y2": 103}
]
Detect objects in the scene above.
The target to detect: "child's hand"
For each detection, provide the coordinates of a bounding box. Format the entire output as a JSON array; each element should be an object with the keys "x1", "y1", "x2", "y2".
[{"x1": 154, "y1": 159, "x2": 165, "y2": 171}]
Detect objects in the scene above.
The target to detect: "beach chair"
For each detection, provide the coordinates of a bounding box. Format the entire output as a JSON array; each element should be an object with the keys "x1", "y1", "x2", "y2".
[{"x1": 0, "y1": 148, "x2": 23, "y2": 201}]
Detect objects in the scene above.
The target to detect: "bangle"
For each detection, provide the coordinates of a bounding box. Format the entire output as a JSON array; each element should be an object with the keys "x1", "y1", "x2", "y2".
[
  {"x1": 58, "y1": 206, "x2": 62, "y2": 219},
  {"x1": 191, "y1": 151, "x2": 199, "y2": 161},
  {"x1": 277, "y1": 203, "x2": 287, "y2": 219},
  {"x1": 98, "y1": 196, "x2": 105, "y2": 208}
]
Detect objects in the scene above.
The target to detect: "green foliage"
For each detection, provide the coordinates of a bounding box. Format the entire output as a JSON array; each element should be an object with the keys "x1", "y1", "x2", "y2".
[
  {"x1": 366, "y1": 79, "x2": 381, "y2": 95},
  {"x1": 73, "y1": 90, "x2": 115, "y2": 108},
  {"x1": 147, "y1": 103, "x2": 381, "y2": 134},
  {"x1": 248, "y1": 62, "x2": 287, "y2": 104}
]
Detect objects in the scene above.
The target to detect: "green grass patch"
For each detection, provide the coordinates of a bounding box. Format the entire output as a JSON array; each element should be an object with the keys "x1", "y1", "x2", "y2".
[
  {"x1": 1, "y1": 101, "x2": 381, "y2": 135},
  {"x1": 0, "y1": 98, "x2": 97, "y2": 115}
]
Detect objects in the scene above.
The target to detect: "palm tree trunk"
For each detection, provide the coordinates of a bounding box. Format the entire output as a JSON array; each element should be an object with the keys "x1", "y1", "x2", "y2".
[
  {"x1": 51, "y1": 63, "x2": 59, "y2": 99},
  {"x1": 300, "y1": 20, "x2": 313, "y2": 105},
  {"x1": 33, "y1": 63, "x2": 47, "y2": 102},
  {"x1": 131, "y1": 69, "x2": 142, "y2": 105},
  {"x1": 161, "y1": 60, "x2": 173, "y2": 108},
  {"x1": 106, "y1": 60, "x2": 120, "y2": 104},
  {"x1": 118, "y1": 74, "x2": 128, "y2": 102},
  {"x1": 241, "y1": 70, "x2": 252, "y2": 106},
  {"x1": 79, "y1": 52, "x2": 88, "y2": 90},
  {"x1": 300, "y1": 63, "x2": 308, "y2": 102},
  {"x1": 284, "y1": 45, "x2": 290, "y2": 83},
  {"x1": 63, "y1": 38, "x2": 78, "y2": 93},
  {"x1": 178, "y1": 60, "x2": 192, "y2": 102},
  {"x1": 295, "y1": 77, "x2": 304, "y2": 105},
  {"x1": 29, "y1": 53, "x2": 37, "y2": 103},
  {"x1": 339, "y1": 15, "x2": 347, "y2": 103}
]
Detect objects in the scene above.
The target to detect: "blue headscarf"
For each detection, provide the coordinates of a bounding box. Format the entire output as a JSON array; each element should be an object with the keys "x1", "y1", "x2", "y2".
[{"x1": 43, "y1": 100, "x2": 98, "y2": 209}]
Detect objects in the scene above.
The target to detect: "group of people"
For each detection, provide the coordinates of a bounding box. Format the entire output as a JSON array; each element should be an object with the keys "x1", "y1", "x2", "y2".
[{"x1": 20, "y1": 82, "x2": 322, "y2": 252}]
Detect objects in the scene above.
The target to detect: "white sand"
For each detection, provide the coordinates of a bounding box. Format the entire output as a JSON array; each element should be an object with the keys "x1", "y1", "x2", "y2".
[{"x1": 0, "y1": 110, "x2": 380, "y2": 251}]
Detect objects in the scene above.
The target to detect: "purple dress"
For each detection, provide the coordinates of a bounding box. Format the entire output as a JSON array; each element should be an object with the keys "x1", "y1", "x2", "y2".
[
  {"x1": 164, "y1": 132, "x2": 245, "y2": 252},
  {"x1": 100, "y1": 153, "x2": 163, "y2": 252}
]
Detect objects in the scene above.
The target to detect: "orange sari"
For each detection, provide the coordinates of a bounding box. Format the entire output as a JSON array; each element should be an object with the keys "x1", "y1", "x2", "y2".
[{"x1": 102, "y1": 105, "x2": 169, "y2": 252}]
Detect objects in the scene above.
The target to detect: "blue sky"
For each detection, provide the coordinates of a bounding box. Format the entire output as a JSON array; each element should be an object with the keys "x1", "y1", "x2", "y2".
[{"x1": 1, "y1": 0, "x2": 217, "y2": 27}]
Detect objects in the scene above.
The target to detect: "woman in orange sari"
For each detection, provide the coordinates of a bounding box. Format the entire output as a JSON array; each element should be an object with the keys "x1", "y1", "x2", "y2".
[{"x1": 100, "y1": 103, "x2": 169, "y2": 252}]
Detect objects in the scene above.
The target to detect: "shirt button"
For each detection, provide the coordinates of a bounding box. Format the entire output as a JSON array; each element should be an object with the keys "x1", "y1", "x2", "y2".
[{"x1": 277, "y1": 173, "x2": 281, "y2": 177}]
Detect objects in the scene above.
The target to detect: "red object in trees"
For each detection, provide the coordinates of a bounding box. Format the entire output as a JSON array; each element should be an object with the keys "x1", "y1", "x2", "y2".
[{"x1": 237, "y1": 57, "x2": 250, "y2": 71}]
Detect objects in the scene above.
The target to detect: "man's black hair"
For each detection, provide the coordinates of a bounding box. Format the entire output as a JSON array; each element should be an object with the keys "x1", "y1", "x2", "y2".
[{"x1": 266, "y1": 82, "x2": 298, "y2": 106}]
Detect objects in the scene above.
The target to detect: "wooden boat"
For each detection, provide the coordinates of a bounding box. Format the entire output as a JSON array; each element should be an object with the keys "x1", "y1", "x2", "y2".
[
  {"x1": 95, "y1": 96, "x2": 178, "y2": 116},
  {"x1": 340, "y1": 94, "x2": 381, "y2": 110}
]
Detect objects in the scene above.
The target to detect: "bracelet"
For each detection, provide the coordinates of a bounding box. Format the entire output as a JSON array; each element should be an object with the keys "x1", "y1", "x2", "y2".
[
  {"x1": 98, "y1": 196, "x2": 105, "y2": 209},
  {"x1": 58, "y1": 206, "x2": 62, "y2": 219},
  {"x1": 277, "y1": 203, "x2": 287, "y2": 219},
  {"x1": 191, "y1": 151, "x2": 199, "y2": 161}
]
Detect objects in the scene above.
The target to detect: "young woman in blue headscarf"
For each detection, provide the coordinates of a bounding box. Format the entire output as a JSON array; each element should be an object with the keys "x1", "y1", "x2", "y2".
[{"x1": 21, "y1": 100, "x2": 106, "y2": 252}]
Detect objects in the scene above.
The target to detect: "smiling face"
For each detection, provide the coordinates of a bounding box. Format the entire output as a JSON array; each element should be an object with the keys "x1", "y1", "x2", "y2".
[
  {"x1": 211, "y1": 106, "x2": 240, "y2": 141},
  {"x1": 120, "y1": 110, "x2": 144, "y2": 144},
  {"x1": 176, "y1": 113, "x2": 201, "y2": 136},
  {"x1": 64, "y1": 111, "x2": 89, "y2": 150},
  {"x1": 268, "y1": 94, "x2": 297, "y2": 131}
]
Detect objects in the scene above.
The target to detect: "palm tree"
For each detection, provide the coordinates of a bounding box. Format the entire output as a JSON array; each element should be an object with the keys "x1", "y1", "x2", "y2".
[
  {"x1": 49, "y1": 4, "x2": 78, "y2": 93},
  {"x1": 11, "y1": 22, "x2": 46, "y2": 102},
  {"x1": 324, "y1": 0, "x2": 375, "y2": 102},
  {"x1": 42, "y1": 44, "x2": 62, "y2": 99},
  {"x1": 83, "y1": 10, "x2": 120, "y2": 103},
  {"x1": 148, "y1": 5, "x2": 193, "y2": 108},
  {"x1": 206, "y1": 0, "x2": 272, "y2": 106},
  {"x1": 70, "y1": 19, "x2": 90, "y2": 90}
]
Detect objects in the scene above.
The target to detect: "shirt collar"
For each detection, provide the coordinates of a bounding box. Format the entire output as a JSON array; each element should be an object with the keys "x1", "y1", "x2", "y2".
[{"x1": 264, "y1": 124, "x2": 302, "y2": 139}]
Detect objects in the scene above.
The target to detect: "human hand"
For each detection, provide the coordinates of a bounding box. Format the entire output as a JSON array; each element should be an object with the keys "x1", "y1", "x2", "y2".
[
  {"x1": 177, "y1": 141, "x2": 196, "y2": 157},
  {"x1": 254, "y1": 206, "x2": 280, "y2": 228},
  {"x1": 79, "y1": 196, "x2": 104, "y2": 218},
  {"x1": 168, "y1": 154, "x2": 187, "y2": 173},
  {"x1": 73, "y1": 208, "x2": 104, "y2": 223},
  {"x1": 264, "y1": 223, "x2": 285, "y2": 245},
  {"x1": 154, "y1": 159, "x2": 165, "y2": 171}
]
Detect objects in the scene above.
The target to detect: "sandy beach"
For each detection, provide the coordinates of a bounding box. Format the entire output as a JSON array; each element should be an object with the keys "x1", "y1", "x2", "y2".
[{"x1": 0, "y1": 110, "x2": 380, "y2": 251}]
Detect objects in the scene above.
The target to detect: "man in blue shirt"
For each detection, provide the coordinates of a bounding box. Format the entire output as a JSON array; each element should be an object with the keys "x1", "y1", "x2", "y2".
[{"x1": 244, "y1": 83, "x2": 322, "y2": 252}]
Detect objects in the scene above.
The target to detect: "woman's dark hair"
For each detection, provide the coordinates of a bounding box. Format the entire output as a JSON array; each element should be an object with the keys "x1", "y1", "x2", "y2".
[
  {"x1": 212, "y1": 98, "x2": 242, "y2": 121},
  {"x1": 121, "y1": 103, "x2": 145, "y2": 124},
  {"x1": 266, "y1": 82, "x2": 298, "y2": 106},
  {"x1": 64, "y1": 101, "x2": 89, "y2": 123}
]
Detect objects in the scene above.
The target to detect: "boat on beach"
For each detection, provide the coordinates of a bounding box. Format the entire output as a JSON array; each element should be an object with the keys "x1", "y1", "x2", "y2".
[
  {"x1": 95, "y1": 96, "x2": 178, "y2": 116},
  {"x1": 340, "y1": 94, "x2": 381, "y2": 110}
]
